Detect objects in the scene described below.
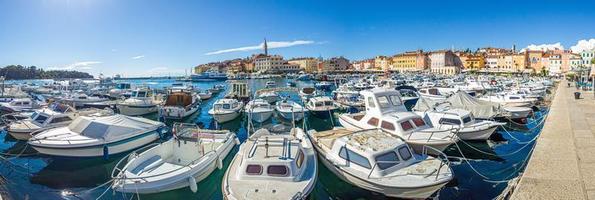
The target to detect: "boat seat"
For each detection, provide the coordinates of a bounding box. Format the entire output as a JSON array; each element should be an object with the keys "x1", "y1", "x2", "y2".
[{"x1": 130, "y1": 155, "x2": 164, "y2": 175}]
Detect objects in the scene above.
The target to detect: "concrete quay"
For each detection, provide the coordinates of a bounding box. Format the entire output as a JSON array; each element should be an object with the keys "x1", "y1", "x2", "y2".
[{"x1": 511, "y1": 80, "x2": 595, "y2": 200}]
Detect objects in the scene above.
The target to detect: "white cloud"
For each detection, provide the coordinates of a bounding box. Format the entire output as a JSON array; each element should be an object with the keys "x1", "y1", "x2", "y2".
[
  {"x1": 521, "y1": 42, "x2": 564, "y2": 52},
  {"x1": 50, "y1": 61, "x2": 101, "y2": 70},
  {"x1": 205, "y1": 40, "x2": 315, "y2": 55},
  {"x1": 570, "y1": 39, "x2": 595, "y2": 53},
  {"x1": 131, "y1": 55, "x2": 145, "y2": 60}
]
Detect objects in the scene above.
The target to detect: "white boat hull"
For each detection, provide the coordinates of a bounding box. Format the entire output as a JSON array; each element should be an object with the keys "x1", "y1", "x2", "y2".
[
  {"x1": 212, "y1": 112, "x2": 241, "y2": 123},
  {"x1": 458, "y1": 125, "x2": 498, "y2": 140},
  {"x1": 247, "y1": 111, "x2": 273, "y2": 123},
  {"x1": 278, "y1": 111, "x2": 305, "y2": 121},
  {"x1": 160, "y1": 106, "x2": 199, "y2": 120},
  {"x1": 114, "y1": 138, "x2": 236, "y2": 194},
  {"x1": 314, "y1": 145, "x2": 448, "y2": 199},
  {"x1": 30, "y1": 132, "x2": 159, "y2": 157}
]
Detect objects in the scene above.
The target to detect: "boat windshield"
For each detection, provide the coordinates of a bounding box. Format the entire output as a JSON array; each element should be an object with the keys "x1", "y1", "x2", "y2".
[
  {"x1": 33, "y1": 114, "x2": 49, "y2": 124},
  {"x1": 324, "y1": 101, "x2": 334, "y2": 106},
  {"x1": 222, "y1": 104, "x2": 231, "y2": 109},
  {"x1": 375, "y1": 151, "x2": 399, "y2": 170},
  {"x1": 131, "y1": 91, "x2": 138, "y2": 97},
  {"x1": 389, "y1": 95, "x2": 402, "y2": 106}
]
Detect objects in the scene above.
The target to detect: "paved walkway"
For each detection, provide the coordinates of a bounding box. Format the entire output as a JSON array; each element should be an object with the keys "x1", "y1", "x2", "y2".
[{"x1": 512, "y1": 80, "x2": 595, "y2": 200}]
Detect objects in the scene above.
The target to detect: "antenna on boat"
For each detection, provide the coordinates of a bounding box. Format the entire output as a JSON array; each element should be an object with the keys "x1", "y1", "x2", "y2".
[{"x1": 265, "y1": 136, "x2": 269, "y2": 158}]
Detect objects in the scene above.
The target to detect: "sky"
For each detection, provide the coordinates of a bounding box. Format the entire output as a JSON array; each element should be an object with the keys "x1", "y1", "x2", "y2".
[{"x1": 1, "y1": 0, "x2": 594, "y2": 77}]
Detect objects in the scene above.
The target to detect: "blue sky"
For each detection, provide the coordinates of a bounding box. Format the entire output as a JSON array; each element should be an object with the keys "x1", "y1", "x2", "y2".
[{"x1": 0, "y1": 0, "x2": 594, "y2": 77}]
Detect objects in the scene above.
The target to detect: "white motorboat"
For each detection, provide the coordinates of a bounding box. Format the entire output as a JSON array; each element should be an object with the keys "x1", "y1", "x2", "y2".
[
  {"x1": 158, "y1": 88, "x2": 201, "y2": 120},
  {"x1": 338, "y1": 88, "x2": 458, "y2": 153},
  {"x1": 198, "y1": 90, "x2": 213, "y2": 100},
  {"x1": 0, "y1": 98, "x2": 41, "y2": 113},
  {"x1": 299, "y1": 87, "x2": 317, "y2": 102},
  {"x1": 257, "y1": 91, "x2": 279, "y2": 104},
  {"x1": 416, "y1": 108, "x2": 505, "y2": 140},
  {"x1": 222, "y1": 128, "x2": 317, "y2": 200},
  {"x1": 208, "y1": 84, "x2": 225, "y2": 94},
  {"x1": 62, "y1": 93, "x2": 109, "y2": 108},
  {"x1": 28, "y1": 114, "x2": 166, "y2": 158},
  {"x1": 305, "y1": 96, "x2": 338, "y2": 119},
  {"x1": 479, "y1": 94, "x2": 537, "y2": 108},
  {"x1": 315, "y1": 81, "x2": 333, "y2": 90},
  {"x1": 109, "y1": 82, "x2": 132, "y2": 99},
  {"x1": 245, "y1": 99, "x2": 274, "y2": 123},
  {"x1": 112, "y1": 124, "x2": 239, "y2": 194},
  {"x1": 116, "y1": 88, "x2": 161, "y2": 116},
  {"x1": 275, "y1": 99, "x2": 306, "y2": 121},
  {"x1": 208, "y1": 98, "x2": 243, "y2": 123},
  {"x1": 265, "y1": 81, "x2": 276, "y2": 88},
  {"x1": 308, "y1": 128, "x2": 453, "y2": 199}
]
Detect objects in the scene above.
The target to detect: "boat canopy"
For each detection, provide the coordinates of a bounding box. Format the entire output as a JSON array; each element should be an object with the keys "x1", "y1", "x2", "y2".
[
  {"x1": 68, "y1": 115, "x2": 162, "y2": 141},
  {"x1": 413, "y1": 91, "x2": 503, "y2": 119}
]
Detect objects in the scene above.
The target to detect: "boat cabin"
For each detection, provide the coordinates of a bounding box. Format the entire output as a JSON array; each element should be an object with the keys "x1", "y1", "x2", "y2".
[
  {"x1": 115, "y1": 83, "x2": 132, "y2": 90},
  {"x1": 240, "y1": 133, "x2": 307, "y2": 181},
  {"x1": 328, "y1": 129, "x2": 418, "y2": 177},
  {"x1": 420, "y1": 108, "x2": 474, "y2": 128},
  {"x1": 164, "y1": 91, "x2": 193, "y2": 107},
  {"x1": 360, "y1": 88, "x2": 408, "y2": 115},
  {"x1": 131, "y1": 88, "x2": 152, "y2": 99},
  {"x1": 307, "y1": 96, "x2": 336, "y2": 111},
  {"x1": 29, "y1": 108, "x2": 74, "y2": 127},
  {"x1": 213, "y1": 99, "x2": 241, "y2": 111}
]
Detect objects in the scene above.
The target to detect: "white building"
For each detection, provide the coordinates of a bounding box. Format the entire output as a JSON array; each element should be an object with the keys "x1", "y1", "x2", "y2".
[
  {"x1": 485, "y1": 56, "x2": 498, "y2": 69},
  {"x1": 429, "y1": 50, "x2": 460, "y2": 74},
  {"x1": 548, "y1": 54, "x2": 562, "y2": 75},
  {"x1": 581, "y1": 50, "x2": 595, "y2": 67},
  {"x1": 254, "y1": 55, "x2": 300, "y2": 73}
]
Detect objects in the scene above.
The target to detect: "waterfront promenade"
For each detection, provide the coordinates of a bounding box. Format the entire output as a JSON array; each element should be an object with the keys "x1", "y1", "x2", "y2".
[{"x1": 512, "y1": 80, "x2": 595, "y2": 200}]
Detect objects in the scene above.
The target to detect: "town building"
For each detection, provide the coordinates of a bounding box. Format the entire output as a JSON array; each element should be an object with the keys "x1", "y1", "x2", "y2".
[
  {"x1": 352, "y1": 59, "x2": 376, "y2": 71},
  {"x1": 319, "y1": 57, "x2": 351, "y2": 72},
  {"x1": 390, "y1": 50, "x2": 427, "y2": 72},
  {"x1": 288, "y1": 57, "x2": 319, "y2": 73},
  {"x1": 580, "y1": 50, "x2": 595, "y2": 67},
  {"x1": 527, "y1": 50, "x2": 544, "y2": 73},
  {"x1": 429, "y1": 50, "x2": 460, "y2": 75},
  {"x1": 253, "y1": 54, "x2": 300, "y2": 73},
  {"x1": 374, "y1": 56, "x2": 392, "y2": 71},
  {"x1": 485, "y1": 56, "x2": 499, "y2": 70}
]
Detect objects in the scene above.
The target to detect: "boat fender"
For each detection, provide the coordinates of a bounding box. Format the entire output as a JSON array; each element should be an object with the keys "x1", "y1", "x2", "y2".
[
  {"x1": 234, "y1": 137, "x2": 240, "y2": 145},
  {"x1": 217, "y1": 155, "x2": 223, "y2": 170},
  {"x1": 188, "y1": 176, "x2": 198, "y2": 193},
  {"x1": 102, "y1": 145, "x2": 109, "y2": 160}
]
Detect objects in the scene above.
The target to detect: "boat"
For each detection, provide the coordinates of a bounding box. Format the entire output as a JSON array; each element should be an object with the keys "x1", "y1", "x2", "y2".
[
  {"x1": 6, "y1": 103, "x2": 113, "y2": 140},
  {"x1": 305, "y1": 96, "x2": 338, "y2": 119},
  {"x1": 158, "y1": 88, "x2": 201, "y2": 120},
  {"x1": 297, "y1": 74, "x2": 311, "y2": 81},
  {"x1": 190, "y1": 70, "x2": 228, "y2": 82},
  {"x1": 395, "y1": 86, "x2": 420, "y2": 111},
  {"x1": 197, "y1": 89, "x2": 213, "y2": 100},
  {"x1": 307, "y1": 128, "x2": 453, "y2": 199},
  {"x1": 314, "y1": 81, "x2": 333, "y2": 90},
  {"x1": 286, "y1": 82, "x2": 296, "y2": 87},
  {"x1": 299, "y1": 87, "x2": 317, "y2": 102},
  {"x1": 265, "y1": 81, "x2": 276, "y2": 88},
  {"x1": 62, "y1": 93, "x2": 109, "y2": 108},
  {"x1": 116, "y1": 88, "x2": 161, "y2": 116},
  {"x1": 338, "y1": 88, "x2": 458, "y2": 153},
  {"x1": 225, "y1": 81, "x2": 251, "y2": 102},
  {"x1": 478, "y1": 93, "x2": 537, "y2": 108},
  {"x1": 109, "y1": 82, "x2": 132, "y2": 99},
  {"x1": 415, "y1": 107, "x2": 505, "y2": 140},
  {"x1": 28, "y1": 114, "x2": 166, "y2": 158},
  {"x1": 275, "y1": 99, "x2": 306, "y2": 121},
  {"x1": 245, "y1": 99, "x2": 274, "y2": 123},
  {"x1": 0, "y1": 98, "x2": 42, "y2": 113},
  {"x1": 208, "y1": 84, "x2": 225, "y2": 94},
  {"x1": 257, "y1": 91, "x2": 279, "y2": 104},
  {"x1": 112, "y1": 123, "x2": 238, "y2": 194},
  {"x1": 222, "y1": 127, "x2": 317, "y2": 200},
  {"x1": 208, "y1": 98, "x2": 243, "y2": 123}
]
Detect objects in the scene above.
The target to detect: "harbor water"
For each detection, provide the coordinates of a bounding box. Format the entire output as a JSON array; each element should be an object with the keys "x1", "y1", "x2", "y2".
[{"x1": 0, "y1": 78, "x2": 548, "y2": 200}]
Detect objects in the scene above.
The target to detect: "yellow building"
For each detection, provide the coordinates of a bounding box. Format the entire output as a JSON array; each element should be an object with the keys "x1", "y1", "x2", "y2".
[
  {"x1": 288, "y1": 57, "x2": 319, "y2": 73},
  {"x1": 390, "y1": 52, "x2": 417, "y2": 72},
  {"x1": 464, "y1": 54, "x2": 485, "y2": 70},
  {"x1": 512, "y1": 53, "x2": 528, "y2": 72}
]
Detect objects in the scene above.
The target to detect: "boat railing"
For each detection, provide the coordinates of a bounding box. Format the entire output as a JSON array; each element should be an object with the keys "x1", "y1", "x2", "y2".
[{"x1": 409, "y1": 127, "x2": 459, "y2": 143}]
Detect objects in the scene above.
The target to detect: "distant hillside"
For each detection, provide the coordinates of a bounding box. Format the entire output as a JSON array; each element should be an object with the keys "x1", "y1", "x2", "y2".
[{"x1": 0, "y1": 65, "x2": 93, "y2": 80}]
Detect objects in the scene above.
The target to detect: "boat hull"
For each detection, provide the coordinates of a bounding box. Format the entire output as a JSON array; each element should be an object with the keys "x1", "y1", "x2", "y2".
[
  {"x1": 278, "y1": 111, "x2": 305, "y2": 121},
  {"x1": 247, "y1": 111, "x2": 273, "y2": 123},
  {"x1": 114, "y1": 138, "x2": 236, "y2": 194},
  {"x1": 160, "y1": 106, "x2": 200, "y2": 120},
  {"x1": 458, "y1": 125, "x2": 498, "y2": 140},
  {"x1": 309, "y1": 109, "x2": 335, "y2": 119},
  {"x1": 314, "y1": 144, "x2": 448, "y2": 199},
  {"x1": 212, "y1": 112, "x2": 241, "y2": 123},
  {"x1": 29, "y1": 131, "x2": 159, "y2": 157}
]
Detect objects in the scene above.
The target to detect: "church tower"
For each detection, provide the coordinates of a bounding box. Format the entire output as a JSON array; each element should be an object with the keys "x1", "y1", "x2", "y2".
[{"x1": 263, "y1": 38, "x2": 268, "y2": 56}]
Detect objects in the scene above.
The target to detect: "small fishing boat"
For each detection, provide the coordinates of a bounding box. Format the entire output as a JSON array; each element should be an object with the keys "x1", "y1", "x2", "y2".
[
  {"x1": 299, "y1": 87, "x2": 317, "y2": 102},
  {"x1": 222, "y1": 128, "x2": 317, "y2": 200},
  {"x1": 116, "y1": 88, "x2": 161, "y2": 116},
  {"x1": 109, "y1": 82, "x2": 132, "y2": 99},
  {"x1": 415, "y1": 108, "x2": 505, "y2": 140},
  {"x1": 245, "y1": 99, "x2": 274, "y2": 123},
  {"x1": 28, "y1": 114, "x2": 166, "y2": 158},
  {"x1": 198, "y1": 89, "x2": 213, "y2": 100},
  {"x1": 265, "y1": 81, "x2": 276, "y2": 88},
  {"x1": 314, "y1": 81, "x2": 333, "y2": 90},
  {"x1": 275, "y1": 99, "x2": 306, "y2": 121},
  {"x1": 286, "y1": 82, "x2": 296, "y2": 87},
  {"x1": 308, "y1": 128, "x2": 453, "y2": 199},
  {"x1": 305, "y1": 96, "x2": 338, "y2": 119},
  {"x1": 0, "y1": 98, "x2": 42, "y2": 113},
  {"x1": 62, "y1": 93, "x2": 109, "y2": 108},
  {"x1": 208, "y1": 98, "x2": 243, "y2": 123},
  {"x1": 158, "y1": 88, "x2": 201, "y2": 120},
  {"x1": 257, "y1": 91, "x2": 280, "y2": 104},
  {"x1": 208, "y1": 84, "x2": 226, "y2": 94},
  {"x1": 112, "y1": 124, "x2": 238, "y2": 194}
]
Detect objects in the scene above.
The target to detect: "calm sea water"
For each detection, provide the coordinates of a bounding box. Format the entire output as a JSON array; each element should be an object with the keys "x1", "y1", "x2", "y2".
[{"x1": 0, "y1": 78, "x2": 546, "y2": 200}]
